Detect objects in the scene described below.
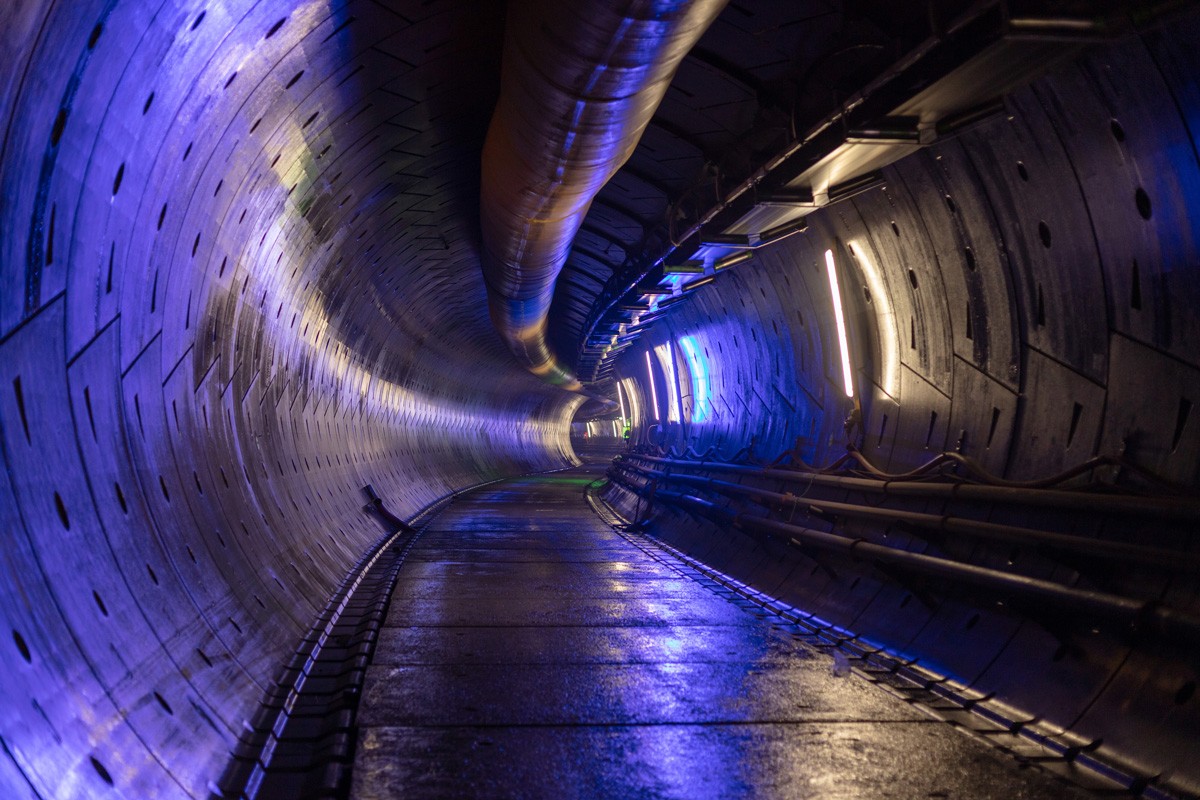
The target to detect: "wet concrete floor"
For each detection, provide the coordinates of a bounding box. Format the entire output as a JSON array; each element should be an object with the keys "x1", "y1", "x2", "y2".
[{"x1": 350, "y1": 469, "x2": 1091, "y2": 799}]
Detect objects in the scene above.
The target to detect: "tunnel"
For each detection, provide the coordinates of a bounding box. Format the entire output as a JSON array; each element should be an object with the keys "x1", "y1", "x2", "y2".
[{"x1": 1, "y1": 0, "x2": 1199, "y2": 797}]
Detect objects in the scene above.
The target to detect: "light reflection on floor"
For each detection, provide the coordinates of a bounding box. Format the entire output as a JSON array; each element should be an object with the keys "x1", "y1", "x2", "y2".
[{"x1": 351, "y1": 469, "x2": 1091, "y2": 799}]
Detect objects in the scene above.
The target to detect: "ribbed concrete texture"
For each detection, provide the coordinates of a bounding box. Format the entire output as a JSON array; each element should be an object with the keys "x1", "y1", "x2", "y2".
[
  {"x1": 352, "y1": 470, "x2": 1089, "y2": 799},
  {"x1": 1, "y1": 0, "x2": 1198, "y2": 796}
]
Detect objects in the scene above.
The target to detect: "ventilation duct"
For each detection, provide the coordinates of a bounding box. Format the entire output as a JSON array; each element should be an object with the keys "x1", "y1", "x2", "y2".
[{"x1": 479, "y1": 0, "x2": 729, "y2": 391}]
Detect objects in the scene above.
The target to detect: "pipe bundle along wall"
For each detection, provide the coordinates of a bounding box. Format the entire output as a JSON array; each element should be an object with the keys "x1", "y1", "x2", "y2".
[
  {"x1": 0, "y1": 1, "x2": 580, "y2": 797},
  {"x1": 609, "y1": 10, "x2": 1200, "y2": 793}
]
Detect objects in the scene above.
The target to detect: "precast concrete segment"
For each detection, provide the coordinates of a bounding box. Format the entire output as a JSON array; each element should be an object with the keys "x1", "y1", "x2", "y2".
[{"x1": 351, "y1": 468, "x2": 1090, "y2": 799}]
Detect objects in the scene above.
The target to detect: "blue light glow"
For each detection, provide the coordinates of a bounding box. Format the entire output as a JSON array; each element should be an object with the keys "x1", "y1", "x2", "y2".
[
  {"x1": 677, "y1": 336, "x2": 709, "y2": 423},
  {"x1": 653, "y1": 344, "x2": 680, "y2": 423}
]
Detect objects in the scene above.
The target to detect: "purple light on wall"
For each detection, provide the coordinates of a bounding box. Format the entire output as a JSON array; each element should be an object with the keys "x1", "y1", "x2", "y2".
[{"x1": 678, "y1": 335, "x2": 709, "y2": 422}]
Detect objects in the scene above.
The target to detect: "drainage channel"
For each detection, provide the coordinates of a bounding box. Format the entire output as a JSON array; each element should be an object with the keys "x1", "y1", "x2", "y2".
[{"x1": 213, "y1": 486, "x2": 441, "y2": 800}]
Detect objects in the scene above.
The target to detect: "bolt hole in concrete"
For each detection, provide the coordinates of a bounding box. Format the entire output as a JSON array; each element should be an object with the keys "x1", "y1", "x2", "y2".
[
  {"x1": 12, "y1": 630, "x2": 31, "y2": 663},
  {"x1": 53, "y1": 491, "x2": 69, "y2": 529},
  {"x1": 89, "y1": 757, "x2": 113, "y2": 786},
  {"x1": 1136, "y1": 187, "x2": 1152, "y2": 220}
]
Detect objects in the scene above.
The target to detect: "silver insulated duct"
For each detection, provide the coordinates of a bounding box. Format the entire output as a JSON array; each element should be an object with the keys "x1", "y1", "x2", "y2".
[{"x1": 480, "y1": 0, "x2": 729, "y2": 391}]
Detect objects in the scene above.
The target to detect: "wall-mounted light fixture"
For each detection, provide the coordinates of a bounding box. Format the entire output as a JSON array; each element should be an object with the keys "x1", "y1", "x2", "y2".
[
  {"x1": 847, "y1": 240, "x2": 899, "y2": 397},
  {"x1": 645, "y1": 350, "x2": 660, "y2": 420},
  {"x1": 654, "y1": 343, "x2": 681, "y2": 423},
  {"x1": 621, "y1": 377, "x2": 641, "y2": 427},
  {"x1": 678, "y1": 335, "x2": 709, "y2": 422},
  {"x1": 825, "y1": 248, "x2": 855, "y2": 398}
]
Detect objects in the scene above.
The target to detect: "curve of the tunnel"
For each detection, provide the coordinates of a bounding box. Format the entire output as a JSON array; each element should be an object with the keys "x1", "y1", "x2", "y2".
[{"x1": 1, "y1": 1, "x2": 1199, "y2": 798}]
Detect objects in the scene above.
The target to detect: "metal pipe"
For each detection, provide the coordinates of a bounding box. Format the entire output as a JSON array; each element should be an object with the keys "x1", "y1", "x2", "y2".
[
  {"x1": 612, "y1": 461, "x2": 1200, "y2": 571},
  {"x1": 480, "y1": 0, "x2": 729, "y2": 390},
  {"x1": 622, "y1": 454, "x2": 1200, "y2": 522},
  {"x1": 605, "y1": 476, "x2": 1200, "y2": 645}
]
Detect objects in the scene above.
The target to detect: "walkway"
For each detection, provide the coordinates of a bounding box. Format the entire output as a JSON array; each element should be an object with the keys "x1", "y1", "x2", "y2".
[{"x1": 350, "y1": 468, "x2": 1089, "y2": 799}]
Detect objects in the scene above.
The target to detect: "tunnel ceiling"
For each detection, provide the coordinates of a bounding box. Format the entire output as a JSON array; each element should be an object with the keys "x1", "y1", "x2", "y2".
[
  {"x1": 545, "y1": 0, "x2": 1005, "y2": 379},
  {"x1": 0, "y1": 0, "x2": 920, "y2": 405},
  {"x1": 546, "y1": 0, "x2": 845, "y2": 365},
  {"x1": 1, "y1": 0, "x2": 1070, "y2": 402}
]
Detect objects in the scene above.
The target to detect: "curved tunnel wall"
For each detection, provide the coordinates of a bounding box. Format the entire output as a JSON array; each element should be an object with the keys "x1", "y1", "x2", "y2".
[
  {"x1": 612, "y1": 15, "x2": 1200, "y2": 791},
  {"x1": 0, "y1": 1, "x2": 579, "y2": 797},
  {"x1": 3, "y1": 0, "x2": 1200, "y2": 797},
  {"x1": 633, "y1": 18, "x2": 1200, "y2": 483}
]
